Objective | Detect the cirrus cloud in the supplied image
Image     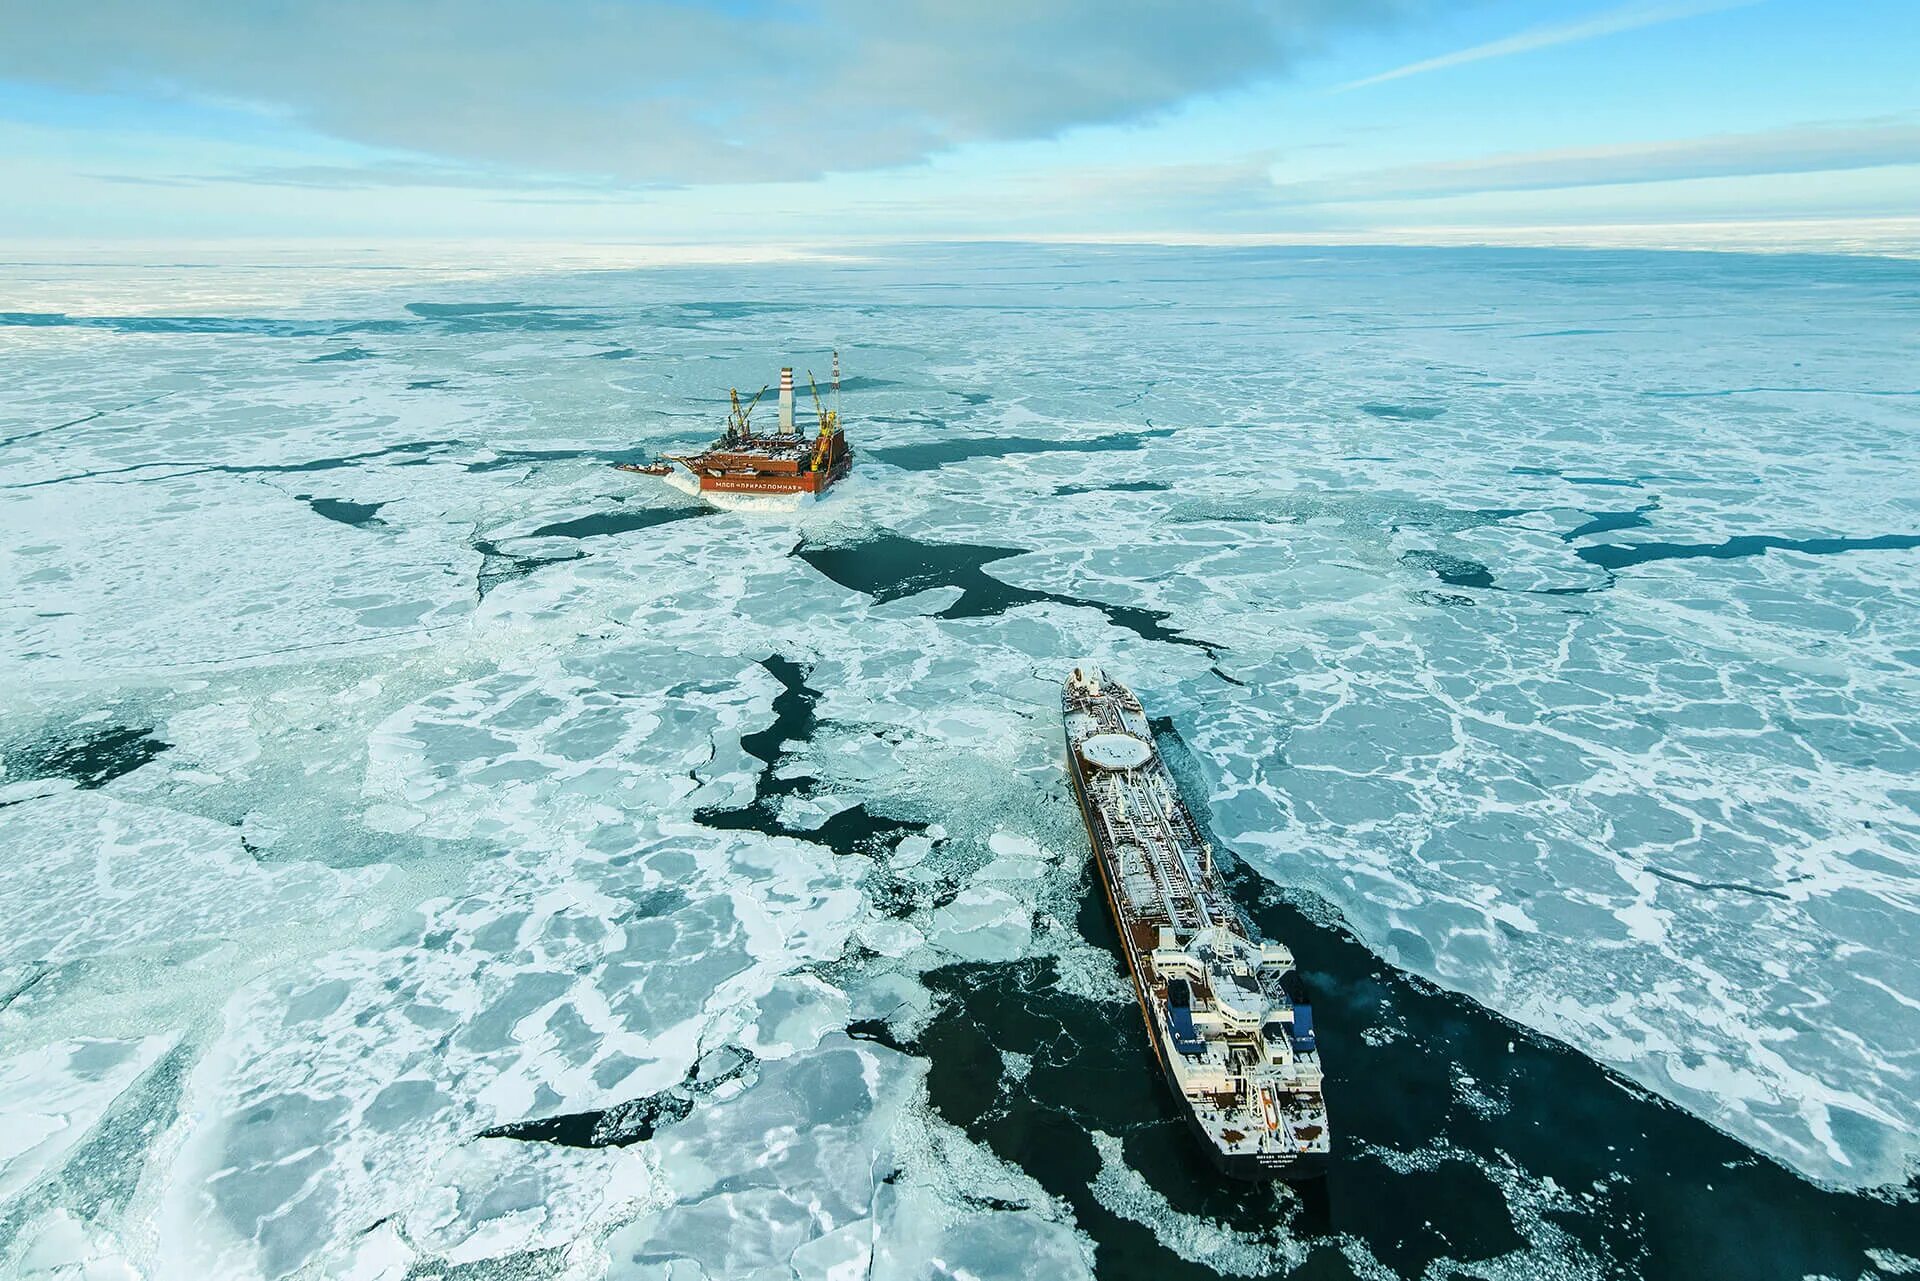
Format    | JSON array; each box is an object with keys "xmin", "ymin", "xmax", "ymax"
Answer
[{"xmin": 1266, "ymin": 119, "xmax": 1920, "ymax": 204}]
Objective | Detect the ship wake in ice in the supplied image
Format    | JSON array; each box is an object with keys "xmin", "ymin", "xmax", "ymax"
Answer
[{"xmin": 2, "ymin": 244, "xmax": 1917, "ymax": 1280}]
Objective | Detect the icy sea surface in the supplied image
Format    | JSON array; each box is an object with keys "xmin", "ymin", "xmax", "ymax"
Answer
[{"xmin": 2, "ymin": 244, "xmax": 1917, "ymax": 1280}]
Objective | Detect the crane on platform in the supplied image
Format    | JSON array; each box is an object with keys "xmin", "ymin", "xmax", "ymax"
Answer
[
  {"xmin": 805, "ymin": 370, "xmax": 838, "ymax": 437},
  {"xmin": 727, "ymin": 385, "xmax": 768, "ymax": 442}
]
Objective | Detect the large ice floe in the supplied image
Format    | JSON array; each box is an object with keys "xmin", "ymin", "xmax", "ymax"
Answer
[{"xmin": 2, "ymin": 244, "xmax": 1918, "ymax": 1280}]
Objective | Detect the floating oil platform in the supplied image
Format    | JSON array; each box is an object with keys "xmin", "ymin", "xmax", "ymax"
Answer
[
  {"xmin": 1063, "ymin": 666, "xmax": 1330, "ymax": 1180},
  {"xmin": 618, "ymin": 356, "xmax": 852, "ymax": 501}
]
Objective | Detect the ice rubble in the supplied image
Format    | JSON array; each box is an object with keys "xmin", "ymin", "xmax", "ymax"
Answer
[
  {"xmin": 0, "ymin": 1039, "xmax": 173, "ymax": 1206},
  {"xmin": 3, "ymin": 634, "xmax": 1100, "ymax": 1277},
  {"xmin": 2, "ymin": 248, "xmax": 1917, "ymax": 1280},
  {"xmin": 2, "ymin": 496, "xmax": 1108, "ymax": 1276},
  {"xmin": 119, "ymin": 625, "xmax": 1097, "ymax": 1277}
]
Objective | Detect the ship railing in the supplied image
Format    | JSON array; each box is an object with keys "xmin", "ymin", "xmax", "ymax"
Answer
[
  {"xmin": 1101, "ymin": 815, "xmax": 1207, "ymax": 929},
  {"xmin": 1128, "ymin": 824, "xmax": 1191, "ymax": 884},
  {"xmin": 1256, "ymin": 942, "xmax": 1294, "ymax": 972},
  {"xmin": 1214, "ymin": 1004, "xmax": 1263, "ymax": 1036},
  {"xmin": 1151, "ymin": 949, "xmax": 1203, "ymax": 981}
]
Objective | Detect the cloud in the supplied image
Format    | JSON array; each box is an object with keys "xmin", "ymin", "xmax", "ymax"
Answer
[
  {"xmin": 1267, "ymin": 120, "xmax": 1920, "ymax": 204},
  {"xmin": 190, "ymin": 160, "xmax": 673, "ymax": 194},
  {"xmin": 0, "ymin": 1, "xmax": 1413, "ymax": 185},
  {"xmin": 852, "ymin": 121, "xmax": 1920, "ymax": 233},
  {"xmin": 1044, "ymin": 152, "xmax": 1283, "ymax": 206},
  {"xmin": 1336, "ymin": 0, "xmax": 1757, "ymax": 91}
]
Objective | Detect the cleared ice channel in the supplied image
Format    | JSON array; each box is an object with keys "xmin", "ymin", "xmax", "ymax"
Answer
[{"xmin": 2, "ymin": 245, "xmax": 1916, "ymax": 1280}]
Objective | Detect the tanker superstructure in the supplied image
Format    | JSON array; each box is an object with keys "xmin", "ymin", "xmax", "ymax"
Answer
[{"xmin": 1063, "ymin": 666, "xmax": 1330, "ymax": 1180}]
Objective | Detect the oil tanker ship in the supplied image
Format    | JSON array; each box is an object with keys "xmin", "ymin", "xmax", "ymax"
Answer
[
  {"xmin": 619, "ymin": 357, "xmax": 851, "ymax": 500},
  {"xmin": 1063, "ymin": 666, "xmax": 1330, "ymax": 1180}
]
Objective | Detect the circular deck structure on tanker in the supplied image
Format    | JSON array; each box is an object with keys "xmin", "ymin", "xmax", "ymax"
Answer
[{"xmin": 1080, "ymin": 732, "xmax": 1152, "ymax": 772}]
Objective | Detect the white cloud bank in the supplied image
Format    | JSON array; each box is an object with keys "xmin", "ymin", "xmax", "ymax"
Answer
[{"xmin": 0, "ymin": 0, "xmax": 1412, "ymax": 184}]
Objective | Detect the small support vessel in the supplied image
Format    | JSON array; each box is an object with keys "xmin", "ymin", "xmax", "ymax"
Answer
[
  {"xmin": 1063, "ymin": 666, "xmax": 1330, "ymax": 1180},
  {"xmin": 659, "ymin": 357, "xmax": 852, "ymax": 501}
]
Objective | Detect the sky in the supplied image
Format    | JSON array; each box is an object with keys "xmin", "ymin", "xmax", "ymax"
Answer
[{"xmin": 1, "ymin": 0, "xmax": 1916, "ymax": 249}]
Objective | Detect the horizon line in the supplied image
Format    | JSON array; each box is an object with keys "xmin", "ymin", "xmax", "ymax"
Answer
[{"xmin": 0, "ymin": 217, "xmax": 1916, "ymax": 262}]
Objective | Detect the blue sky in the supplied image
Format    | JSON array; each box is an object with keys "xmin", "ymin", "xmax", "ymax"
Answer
[{"xmin": 1, "ymin": 0, "xmax": 1915, "ymax": 247}]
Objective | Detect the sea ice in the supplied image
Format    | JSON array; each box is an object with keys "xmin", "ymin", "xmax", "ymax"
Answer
[{"xmin": 3, "ymin": 245, "xmax": 1916, "ymax": 1281}]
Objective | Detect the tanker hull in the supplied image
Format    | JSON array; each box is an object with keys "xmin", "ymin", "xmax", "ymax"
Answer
[{"xmin": 1064, "ymin": 666, "xmax": 1331, "ymax": 1181}]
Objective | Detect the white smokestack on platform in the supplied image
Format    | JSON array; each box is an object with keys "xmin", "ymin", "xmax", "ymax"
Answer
[{"xmin": 779, "ymin": 367, "xmax": 794, "ymax": 432}]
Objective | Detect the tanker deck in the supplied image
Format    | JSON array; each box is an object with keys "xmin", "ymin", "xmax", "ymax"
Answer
[{"xmin": 1063, "ymin": 666, "xmax": 1330, "ymax": 1180}]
